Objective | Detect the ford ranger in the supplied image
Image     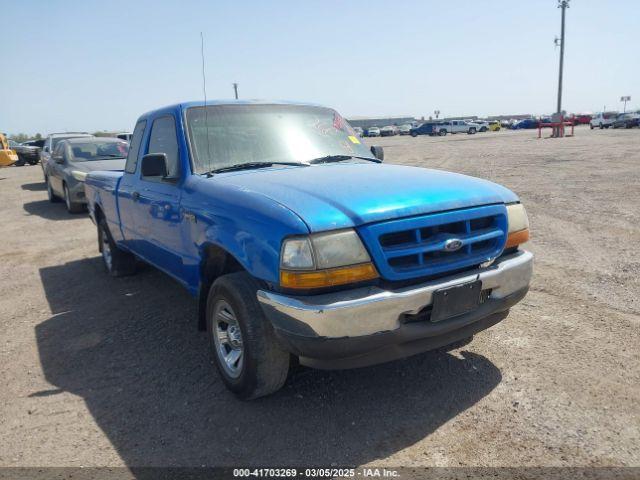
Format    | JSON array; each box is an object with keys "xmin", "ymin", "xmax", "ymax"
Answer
[{"xmin": 85, "ymin": 101, "xmax": 533, "ymax": 399}]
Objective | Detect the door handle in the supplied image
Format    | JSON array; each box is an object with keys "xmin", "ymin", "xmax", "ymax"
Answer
[{"xmin": 132, "ymin": 191, "xmax": 140, "ymax": 201}]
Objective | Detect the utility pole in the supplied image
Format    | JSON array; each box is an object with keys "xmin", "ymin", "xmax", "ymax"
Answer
[
  {"xmin": 233, "ymin": 83, "xmax": 239, "ymax": 100},
  {"xmin": 556, "ymin": 0, "xmax": 569, "ymax": 116}
]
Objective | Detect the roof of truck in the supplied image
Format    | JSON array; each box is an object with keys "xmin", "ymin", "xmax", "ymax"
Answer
[{"xmin": 139, "ymin": 100, "xmax": 326, "ymax": 120}]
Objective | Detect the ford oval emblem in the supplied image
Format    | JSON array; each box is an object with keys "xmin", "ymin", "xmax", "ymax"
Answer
[{"xmin": 444, "ymin": 238, "xmax": 463, "ymax": 252}]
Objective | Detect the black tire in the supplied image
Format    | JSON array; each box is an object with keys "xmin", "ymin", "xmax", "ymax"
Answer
[
  {"xmin": 27, "ymin": 158, "xmax": 39, "ymax": 165},
  {"xmin": 599, "ymin": 123, "xmax": 604, "ymax": 129},
  {"xmin": 480, "ymin": 127, "xmax": 487, "ymax": 132},
  {"xmin": 438, "ymin": 129, "xmax": 447, "ymax": 136},
  {"xmin": 410, "ymin": 131, "xmax": 418, "ymax": 137},
  {"xmin": 590, "ymin": 124, "xmax": 594, "ymax": 130},
  {"xmin": 468, "ymin": 127, "xmax": 477, "ymax": 134},
  {"xmin": 15, "ymin": 155, "xmax": 26, "ymax": 167},
  {"xmin": 64, "ymin": 183, "xmax": 85, "ymax": 214},
  {"xmin": 46, "ymin": 177, "xmax": 61, "ymax": 203},
  {"xmin": 207, "ymin": 272, "xmax": 290, "ymax": 400},
  {"xmin": 98, "ymin": 216, "xmax": 136, "ymax": 277}
]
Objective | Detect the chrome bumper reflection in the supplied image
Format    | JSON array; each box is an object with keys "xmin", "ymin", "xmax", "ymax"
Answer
[{"xmin": 257, "ymin": 250, "xmax": 533, "ymax": 338}]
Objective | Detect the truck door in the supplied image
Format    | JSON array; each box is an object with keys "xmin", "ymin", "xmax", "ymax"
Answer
[
  {"xmin": 117, "ymin": 120, "xmax": 147, "ymax": 248},
  {"xmin": 128, "ymin": 114, "xmax": 185, "ymax": 281}
]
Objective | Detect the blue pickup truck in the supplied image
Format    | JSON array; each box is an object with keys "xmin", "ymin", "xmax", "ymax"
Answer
[{"xmin": 85, "ymin": 100, "xmax": 533, "ymax": 399}]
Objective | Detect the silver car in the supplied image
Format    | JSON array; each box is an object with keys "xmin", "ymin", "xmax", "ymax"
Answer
[{"xmin": 46, "ymin": 137, "xmax": 129, "ymax": 213}]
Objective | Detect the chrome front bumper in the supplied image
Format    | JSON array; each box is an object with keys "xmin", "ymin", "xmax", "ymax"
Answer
[{"xmin": 258, "ymin": 250, "xmax": 533, "ymax": 339}]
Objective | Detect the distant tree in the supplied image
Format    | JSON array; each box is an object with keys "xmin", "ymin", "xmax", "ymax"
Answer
[
  {"xmin": 9, "ymin": 133, "xmax": 30, "ymax": 143},
  {"xmin": 35, "ymin": 133, "xmax": 42, "ymax": 140}
]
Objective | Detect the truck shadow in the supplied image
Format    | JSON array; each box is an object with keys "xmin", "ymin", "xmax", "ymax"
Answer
[
  {"xmin": 36, "ymin": 257, "xmax": 502, "ymax": 467},
  {"xmin": 23, "ymin": 200, "xmax": 87, "ymax": 221}
]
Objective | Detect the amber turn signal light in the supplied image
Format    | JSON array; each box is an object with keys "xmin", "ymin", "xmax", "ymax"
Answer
[
  {"xmin": 505, "ymin": 228, "xmax": 530, "ymax": 249},
  {"xmin": 280, "ymin": 263, "xmax": 379, "ymax": 289}
]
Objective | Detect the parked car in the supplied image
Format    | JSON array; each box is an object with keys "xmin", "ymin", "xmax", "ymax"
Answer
[
  {"xmin": 571, "ymin": 113, "xmax": 592, "ymax": 125},
  {"xmin": 410, "ymin": 122, "xmax": 447, "ymax": 137},
  {"xmin": 41, "ymin": 132, "xmax": 94, "ymax": 178},
  {"xmin": 8, "ymin": 139, "xmax": 40, "ymax": 166},
  {"xmin": 0, "ymin": 133, "xmax": 18, "ymax": 167},
  {"xmin": 398, "ymin": 124, "xmax": 412, "ymax": 135},
  {"xmin": 115, "ymin": 132, "xmax": 133, "ymax": 142},
  {"xmin": 612, "ymin": 112, "xmax": 639, "ymax": 129},
  {"xmin": 590, "ymin": 112, "xmax": 617, "ymax": 129},
  {"xmin": 512, "ymin": 119, "xmax": 539, "ymax": 130},
  {"xmin": 443, "ymin": 120, "xmax": 478, "ymax": 134},
  {"xmin": 353, "ymin": 127, "xmax": 364, "ymax": 137},
  {"xmin": 488, "ymin": 121, "xmax": 501, "ymax": 132},
  {"xmin": 85, "ymin": 100, "xmax": 533, "ymax": 400},
  {"xmin": 380, "ymin": 125, "xmax": 398, "ymax": 137},
  {"xmin": 474, "ymin": 120, "xmax": 490, "ymax": 132},
  {"xmin": 366, "ymin": 126, "xmax": 380, "ymax": 137},
  {"xmin": 46, "ymin": 137, "xmax": 128, "ymax": 213}
]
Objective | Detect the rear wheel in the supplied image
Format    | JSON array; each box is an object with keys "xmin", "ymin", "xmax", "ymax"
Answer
[
  {"xmin": 64, "ymin": 183, "xmax": 84, "ymax": 214},
  {"xmin": 98, "ymin": 216, "xmax": 136, "ymax": 276},
  {"xmin": 207, "ymin": 272, "xmax": 290, "ymax": 400}
]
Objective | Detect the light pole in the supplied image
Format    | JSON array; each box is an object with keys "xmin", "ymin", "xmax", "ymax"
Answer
[
  {"xmin": 233, "ymin": 83, "xmax": 239, "ymax": 100},
  {"xmin": 621, "ymin": 96, "xmax": 631, "ymax": 113},
  {"xmin": 556, "ymin": 0, "xmax": 569, "ymax": 116}
]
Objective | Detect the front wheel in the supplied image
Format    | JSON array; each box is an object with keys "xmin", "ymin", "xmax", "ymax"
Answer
[
  {"xmin": 410, "ymin": 131, "xmax": 418, "ymax": 137},
  {"xmin": 599, "ymin": 123, "xmax": 604, "ymax": 129},
  {"xmin": 64, "ymin": 183, "xmax": 85, "ymax": 214},
  {"xmin": 207, "ymin": 272, "xmax": 290, "ymax": 400},
  {"xmin": 438, "ymin": 129, "xmax": 447, "ymax": 136},
  {"xmin": 46, "ymin": 177, "xmax": 60, "ymax": 203},
  {"xmin": 98, "ymin": 217, "xmax": 136, "ymax": 277},
  {"xmin": 468, "ymin": 127, "xmax": 477, "ymax": 134}
]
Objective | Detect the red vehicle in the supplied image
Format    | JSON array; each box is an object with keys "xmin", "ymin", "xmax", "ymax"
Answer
[{"xmin": 571, "ymin": 113, "xmax": 593, "ymax": 125}]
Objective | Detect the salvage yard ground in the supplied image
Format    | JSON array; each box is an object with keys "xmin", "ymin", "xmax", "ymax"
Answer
[{"xmin": 0, "ymin": 126, "xmax": 638, "ymax": 467}]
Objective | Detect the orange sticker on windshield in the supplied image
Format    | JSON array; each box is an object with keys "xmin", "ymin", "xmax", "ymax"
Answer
[{"xmin": 348, "ymin": 135, "xmax": 361, "ymax": 144}]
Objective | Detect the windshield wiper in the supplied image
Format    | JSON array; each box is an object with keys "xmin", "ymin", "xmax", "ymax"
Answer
[
  {"xmin": 205, "ymin": 161, "xmax": 308, "ymax": 175},
  {"xmin": 94, "ymin": 154, "xmax": 125, "ymax": 159},
  {"xmin": 309, "ymin": 155, "xmax": 381, "ymax": 164}
]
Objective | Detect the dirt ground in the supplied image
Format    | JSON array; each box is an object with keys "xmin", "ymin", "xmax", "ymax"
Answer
[{"xmin": 0, "ymin": 126, "xmax": 638, "ymax": 469}]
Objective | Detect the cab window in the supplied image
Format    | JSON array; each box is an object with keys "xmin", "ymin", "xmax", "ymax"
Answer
[{"xmin": 146, "ymin": 115, "xmax": 180, "ymax": 179}]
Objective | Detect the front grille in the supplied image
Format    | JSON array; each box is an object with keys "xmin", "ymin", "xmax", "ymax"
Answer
[{"xmin": 358, "ymin": 205, "xmax": 508, "ymax": 281}]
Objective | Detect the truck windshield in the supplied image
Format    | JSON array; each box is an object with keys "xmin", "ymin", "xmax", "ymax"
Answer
[{"xmin": 185, "ymin": 104, "xmax": 374, "ymax": 174}]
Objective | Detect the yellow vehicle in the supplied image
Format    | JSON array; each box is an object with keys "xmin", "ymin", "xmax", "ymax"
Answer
[
  {"xmin": 0, "ymin": 133, "xmax": 19, "ymax": 167},
  {"xmin": 488, "ymin": 121, "xmax": 501, "ymax": 132}
]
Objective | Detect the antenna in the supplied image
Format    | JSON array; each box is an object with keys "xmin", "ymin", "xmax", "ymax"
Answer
[{"xmin": 200, "ymin": 32, "xmax": 212, "ymax": 175}]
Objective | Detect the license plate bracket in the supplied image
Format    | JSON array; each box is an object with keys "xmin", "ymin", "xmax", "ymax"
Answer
[{"xmin": 430, "ymin": 280, "xmax": 482, "ymax": 323}]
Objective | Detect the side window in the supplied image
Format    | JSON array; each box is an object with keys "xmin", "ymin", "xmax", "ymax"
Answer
[
  {"xmin": 146, "ymin": 115, "xmax": 179, "ymax": 179},
  {"xmin": 124, "ymin": 120, "xmax": 146, "ymax": 174},
  {"xmin": 53, "ymin": 142, "xmax": 65, "ymax": 158}
]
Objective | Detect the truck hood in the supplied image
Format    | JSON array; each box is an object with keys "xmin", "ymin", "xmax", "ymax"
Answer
[{"xmin": 215, "ymin": 163, "xmax": 518, "ymax": 232}]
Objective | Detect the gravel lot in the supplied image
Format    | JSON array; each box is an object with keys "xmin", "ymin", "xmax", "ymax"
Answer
[{"xmin": 0, "ymin": 126, "xmax": 638, "ymax": 468}]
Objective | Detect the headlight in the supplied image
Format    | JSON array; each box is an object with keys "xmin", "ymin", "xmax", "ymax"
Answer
[
  {"xmin": 280, "ymin": 229, "xmax": 378, "ymax": 289},
  {"xmin": 71, "ymin": 170, "xmax": 88, "ymax": 182},
  {"xmin": 506, "ymin": 203, "xmax": 530, "ymax": 248}
]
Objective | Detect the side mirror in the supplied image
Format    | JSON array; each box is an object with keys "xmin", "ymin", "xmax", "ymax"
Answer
[
  {"xmin": 43, "ymin": 146, "xmax": 49, "ymax": 153},
  {"xmin": 370, "ymin": 145, "xmax": 384, "ymax": 162},
  {"xmin": 53, "ymin": 154, "xmax": 64, "ymax": 164},
  {"xmin": 141, "ymin": 153, "xmax": 168, "ymax": 177}
]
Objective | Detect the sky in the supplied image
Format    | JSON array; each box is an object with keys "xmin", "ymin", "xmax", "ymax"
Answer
[{"xmin": 2, "ymin": 0, "xmax": 639, "ymax": 135}]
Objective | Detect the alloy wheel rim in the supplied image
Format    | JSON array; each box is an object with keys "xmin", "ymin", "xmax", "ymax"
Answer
[{"xmin": 211, "ymin": 300, "xmax": 244, "ymax": 379}]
